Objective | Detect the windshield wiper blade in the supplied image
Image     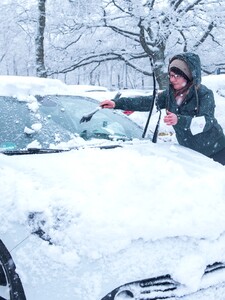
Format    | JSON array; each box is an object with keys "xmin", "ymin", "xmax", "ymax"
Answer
[
  {"xmin": 92, "ymin": 144, "xmax": 122, "ymax": 150},
  {"xmin": 0, "ymin": 144, "xmax": 123, "ymax": 156},
  {"xmin": 0, "ymin": 148, "xmax": 71, "ymax": 155}
]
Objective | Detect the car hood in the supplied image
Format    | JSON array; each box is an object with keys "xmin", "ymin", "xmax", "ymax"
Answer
[{"xmin": 0, "ymin": 141, "xmax": 225, "ymax": 299}]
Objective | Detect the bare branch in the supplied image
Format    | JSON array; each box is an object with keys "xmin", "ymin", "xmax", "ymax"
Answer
[
  {"xmin": 138, "ymin": 19, "xmax": 153, "ymax": 57},
  {"xmin": 179, "ymin": 30, "xmax": 188, "ymax": 52},
  {"xmin": 111, "ymin": 0, "xmax": 134, "ymax": 16},
  {"xmin": 143, "ymin": 0, "xmax": 155, "ymax": 10},
  {"xmin": 0, "ymin": 53, "xmax": 6, "ymax": 63},
  {"xmin": 171, "ymin": 0, "xmax": 184, "ymax": 11},
  {"xmin": 48, "ymin": 52, "xmax": 151, "ymax": 76},
  {"xmin": 183, "ymin": 0, "xmax": 204, "ymax": 13},
  {"xmin": 193, "ymin": 21, "xmax": 215, "ymax": 49},
  {"xmin": 105, "ymin": 24, "xmax": 139, "ymax": 39}
]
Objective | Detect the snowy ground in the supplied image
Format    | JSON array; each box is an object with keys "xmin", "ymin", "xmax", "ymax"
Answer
[{"xmin": 0, "ymin": 75, "xmax": 225, "ymax": 300}]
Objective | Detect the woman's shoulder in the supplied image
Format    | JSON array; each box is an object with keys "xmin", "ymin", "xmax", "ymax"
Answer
[
  {"xmin": 197, "ymin": 83, "xmax": 213, "ymax": 93},
  {"xmin": 196, "ymin": 84, "xmax": 214, "ymax": 99},
  {"xmin": 157, "ymin": 89, "xmax": 168, "ymax": 98}
]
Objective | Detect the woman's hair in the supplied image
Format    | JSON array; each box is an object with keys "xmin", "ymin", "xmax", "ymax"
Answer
[
  {"xmin": 170, "ymin": 66, "xmax": 191, "ymax": 82},
  {"xmin": 169, "ymin": 59, "xmax": 192, "ymax": 81}
]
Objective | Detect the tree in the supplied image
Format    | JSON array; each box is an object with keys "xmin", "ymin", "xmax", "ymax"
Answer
[
  {"xmin": 46, "ymin": 0, "xmax": 225, "ymax": 89},
  {"xmin": 35, "ymin": 0, "xmax": 47, "ymax": 77},
  {"xmin": 98, "ymin": 0, "xmax": 225, "ymax": 88},
  {"xmin": 0, "ymin": 0, "xmax": 38, "ymax": 76},
  {"xmin": 0, "ymin": 0, "xmax": 225, "ymax": 89}
]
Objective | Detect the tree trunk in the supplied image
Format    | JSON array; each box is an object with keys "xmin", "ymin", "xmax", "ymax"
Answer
[
  {"xmin": 35, "ymin": 0, "xmax": 47, "ymax": 78},
  {"xmin": 153, "ymin": 47, "xmax": 168, "ymax": 90},
  {"xmin": 138, "ymin": 22, "xmax": 168, "ymax": 90}
]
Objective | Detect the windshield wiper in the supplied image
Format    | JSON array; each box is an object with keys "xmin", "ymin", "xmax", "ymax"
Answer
[
  {"xmin": 0, "ymin": 148, "xmax": 71, "ymax": 155},
  {"xmin": 0, "ymin": 144, "xmax": 123, "ymax": 156}
]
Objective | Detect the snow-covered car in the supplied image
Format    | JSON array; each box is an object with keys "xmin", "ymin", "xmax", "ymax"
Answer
[
  {"xmin": 1, "ymin": 76, "xmax": 225, "ymax": 300},
  {"xmin": 0, "ymin": 94, "xmax": 145, "ymax": 153},
  {"xmin": 1, "ymin": 141, "xmax": 225, "ymax": 300},
  {"xmin": 0, "ymin": 76, "xmax": 147, "ymax": 300},
  {"xmin": 0, "ymin": 239, "xmax": 26, "ymax": 300},
  {"xmin": 66, "ymin": 84, "xmax": 111, "ymax": 93},
  {"xmin": 65, "ymin": 84, "xmax": 116, "ymax": 101}
]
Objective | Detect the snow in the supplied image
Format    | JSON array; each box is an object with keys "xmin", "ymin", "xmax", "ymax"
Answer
[{"xmin": 0, "ymin": 75, "xmax": 225, "ymax": 300}]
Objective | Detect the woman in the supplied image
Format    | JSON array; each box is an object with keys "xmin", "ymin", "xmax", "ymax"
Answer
[{"xmin": 100, "ymin": 52, "xmax": 225, "ymax": 165}]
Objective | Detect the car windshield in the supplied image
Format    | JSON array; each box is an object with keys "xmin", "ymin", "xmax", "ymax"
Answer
[{"xmin": 0, "ymin": 95, "xmax": 144, "ymax": 152}]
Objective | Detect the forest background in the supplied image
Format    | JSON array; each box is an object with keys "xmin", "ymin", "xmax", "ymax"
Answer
[{"xmin": 1, "ymin": 0, "xmax": 225, "ymax": 90}]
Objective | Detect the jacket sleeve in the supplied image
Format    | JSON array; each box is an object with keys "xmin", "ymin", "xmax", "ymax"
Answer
[
  {"xmin": 114, "ymin": 95, "xmax": 153, "ymax": 112},
  {"xmin": 174, "ymin": 86, "xmax": 216, "ymax": 133},
  {"xmin": 114, "ymin": 91, "xmax": 167, "ymax": 112}
]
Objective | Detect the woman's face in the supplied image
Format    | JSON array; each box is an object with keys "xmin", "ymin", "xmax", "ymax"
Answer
[{"xmin": 169, "ymin": 72, "xmax": 187, "ymax": 90}]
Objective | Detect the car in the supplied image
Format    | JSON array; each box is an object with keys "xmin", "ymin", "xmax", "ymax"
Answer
[
  {"xmin": 1, "ymin": 140, "xmax": 225, "ymax": 300},
  {"xmin": 0, "ymin": 239, "xmax": 26, "ymax": 300},
  {"xmin": 0, "ymin": 76, "xmax": 148, "ymax": 299},
  {"xmin": 0, "ymin": 93, "xmax": 146, "ymax": 154},
  {"xmin": 65, "ymin": 84, "xmax": 116, "ymax": 101},
  {"xmin": 66, "ymin": 84, "xmax": 111, "ymax": 93},
  {"xmin": 214, "ymin": 67, "xmax": 225, "ymax": 75},
  {"xmin": 1, "ymin": 76, "xmax": 225, "ymax": 300}
]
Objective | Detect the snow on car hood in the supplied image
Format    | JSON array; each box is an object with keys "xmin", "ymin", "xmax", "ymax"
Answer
[
  {"xmin": 0, "ymin": 140, "xmax": 225, "ymax": 299},
  {"xmin": 1, "ymin": 142, "xmax": 224, "ymax": 242}
]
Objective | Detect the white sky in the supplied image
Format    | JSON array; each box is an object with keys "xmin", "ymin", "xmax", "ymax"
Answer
[{"xmin": 0, "ymin": 75, "xmax": 225, "ymax": 300}]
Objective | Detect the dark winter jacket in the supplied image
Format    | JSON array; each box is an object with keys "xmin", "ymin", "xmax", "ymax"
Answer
[{"xmin": 114, "ymin": 52, "xmax": 225, "ymax": 157}]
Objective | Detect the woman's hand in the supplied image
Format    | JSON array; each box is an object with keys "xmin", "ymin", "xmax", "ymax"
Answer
[
  {"xmin": 100, "ymin": 100, "xmax": 116, "ymax": 109},
  {"xmin": 164, "ymin": 111, "xmax": 178, "ymax": 125}
]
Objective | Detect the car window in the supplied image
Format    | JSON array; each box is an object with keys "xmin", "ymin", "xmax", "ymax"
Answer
[
  {"xmin": 0, "ymin": 95, "xmax": 144, "ymax": 152},
  {"xmin": 38, "ymin": 95, "xmax": 144, "ymax": 141},
  {"xmin": 0, "ymin": 96, "xmax": 75, "ymax": 151}
]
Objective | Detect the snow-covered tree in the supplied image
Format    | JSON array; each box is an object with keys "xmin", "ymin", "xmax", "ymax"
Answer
[
  {"xmin": 77, "ymin": 0, "xmax": 225, "ymax": 88},
  {"xmin": 0, "ymin": 0, "xmax": 225, "ymax": 89},
  {"xmin": 35, "ymin": 0, "xmax": 47, "ymax": 77},
  {"xmin": 0, "ymin": 0, "xmax": 38, "ymax": 75}
]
